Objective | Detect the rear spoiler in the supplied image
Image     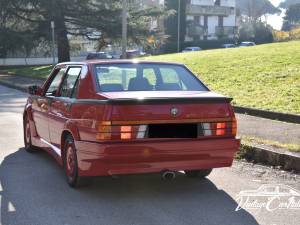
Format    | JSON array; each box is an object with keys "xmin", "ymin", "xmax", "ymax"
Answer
[{"xmin": 76, "ymin": 97, "xmax": 233, "ymax": 105}]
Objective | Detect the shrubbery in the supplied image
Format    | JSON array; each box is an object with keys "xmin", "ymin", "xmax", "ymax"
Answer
[{"xmin": 273, "ymin": 27, "xmax": 300, "ymax": 42}]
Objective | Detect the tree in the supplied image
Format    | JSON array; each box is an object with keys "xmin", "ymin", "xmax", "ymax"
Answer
[
  {"xmin": 4, "ymin": 0, "xmax": 164, "ymax": 62},
  {"xmin": 281, "ymin": 4, "xmax": 300, "ymax": 31},
  {"xmin": 284, "ymin": 4, "xmax": 300, "ymax": 24},
  {"xmin": 236, "ymin": 0, "xmax": 280, "ymax": 22},
  {"xmin": 164, "ymin": 0, "xmax": 186, "ymax": 47},
  {"xmin": 279, "ymin": 0, "xmax": 300, "ymax": 9},
  {"xmin": 0, "ymin": 0, "xmax": 37, "ymax": 58},
  {"xmin": 239, "ymin": 21, "xmax": 273, "ymax": 44}
]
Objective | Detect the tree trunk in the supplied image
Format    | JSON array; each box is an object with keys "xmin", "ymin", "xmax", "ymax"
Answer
[
  {"xmin": 56, "ymin": 21, "xmax": 70, "ymax": 62},
  {"xmin": 55, "ymin": 10, "xmax": 70, "ymax": 63}
]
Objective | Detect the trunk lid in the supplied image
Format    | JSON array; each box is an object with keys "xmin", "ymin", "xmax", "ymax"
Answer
[{"xmin": 98, "ymin": 91, "xmax": 233, "ymax": 121}]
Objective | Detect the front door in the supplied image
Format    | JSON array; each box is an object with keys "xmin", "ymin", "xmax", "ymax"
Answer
[
  {"xmin": 48, "ymin": 66, "xmax": 82, "ymax": 149},
  {"xmin": 32, "ymin": 68, "xmax": 66, "ymax": 142}
]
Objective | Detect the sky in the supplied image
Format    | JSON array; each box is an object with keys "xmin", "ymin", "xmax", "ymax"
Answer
[{"xmin": 265, "ymin": 0, "xmax": 285, "ymax": 30}]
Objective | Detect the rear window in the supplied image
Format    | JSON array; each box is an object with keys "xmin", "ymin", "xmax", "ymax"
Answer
[{"xmin": 94, "ymin": 63, "xmax": 208, "ymax": 92}]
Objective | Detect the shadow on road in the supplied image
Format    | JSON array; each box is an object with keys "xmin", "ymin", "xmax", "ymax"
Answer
[{"xmin": 0, "ymin": 148, "xmax": 259, "ymax": 225}]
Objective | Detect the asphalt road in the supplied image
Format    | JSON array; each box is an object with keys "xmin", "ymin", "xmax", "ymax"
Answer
[{"xmin": 0, "ymin": 84, "xmax": 299, "ymax": 225}]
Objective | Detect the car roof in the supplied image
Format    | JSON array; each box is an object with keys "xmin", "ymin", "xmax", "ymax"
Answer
[{"xmin": 56, "ymin": 60, "xmax": 185, "ymax": 67}]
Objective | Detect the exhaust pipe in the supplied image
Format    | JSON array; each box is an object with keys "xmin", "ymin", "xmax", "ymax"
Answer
[{"xmin": 162, "ymin": 170, "xmax": 176, "ymax": 180}]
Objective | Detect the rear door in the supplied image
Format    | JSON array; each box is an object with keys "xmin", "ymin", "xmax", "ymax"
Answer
[{"xmin": 48, "ymin": 66, "xmax": 82, "ymax": 149}]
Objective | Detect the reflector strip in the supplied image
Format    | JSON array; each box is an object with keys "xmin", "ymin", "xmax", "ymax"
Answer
[
  {"xmin": 202, "ymin": 123, "xmax": 212, "ymax": 136},
  {"xmin": 137, "ymin": 125, "xmax": 147, "ymax": 139}
]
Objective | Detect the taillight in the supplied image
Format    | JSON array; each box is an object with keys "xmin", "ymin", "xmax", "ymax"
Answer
[
  {"xmin": 216, "ymin": 122, "xmax": 226, "ymax": 136},
  {"xmin": 96, "ymin": 122, "xmax": 148, "ymax": 141},
  {"xmin": 200, "ymin": 118, "xmax": 237, "ymax": 138},
  {"xmin": 231, "ymin": 116, "xmax": 237, "ymax": 136}
]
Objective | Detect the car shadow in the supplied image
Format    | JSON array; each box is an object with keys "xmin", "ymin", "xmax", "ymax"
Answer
[{"xmin": 0, "ymin": 148, "xmax": 259, "ymax": 225}]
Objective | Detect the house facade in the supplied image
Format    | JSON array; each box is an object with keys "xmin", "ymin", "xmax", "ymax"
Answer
[{"xmin": 185, "ymin": 0, "xmax": 237, "ymax": 41}]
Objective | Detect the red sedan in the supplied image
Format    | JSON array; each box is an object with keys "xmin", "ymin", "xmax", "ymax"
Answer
[{"xmin": 23, "ymin": 60, "xmax": 240, "ymax": 187}]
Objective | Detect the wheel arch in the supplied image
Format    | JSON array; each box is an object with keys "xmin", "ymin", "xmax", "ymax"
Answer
[{"xmin": 61, "ymin": 122, "xmax": 80, "ymax": 163}]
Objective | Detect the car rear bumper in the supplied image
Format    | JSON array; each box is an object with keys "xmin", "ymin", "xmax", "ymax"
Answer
[{"xmin": 75, "ymin": 138, "xmax": 240, "ymax": 176}]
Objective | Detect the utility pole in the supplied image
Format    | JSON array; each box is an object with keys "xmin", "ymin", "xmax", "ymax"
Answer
[
  {"xmin": 51, "ymin": 21, "xmax": 55, "ymax": 65},
  {"xmin": 177, "ymin": 0, "xmax": 181, "ymax": 53},
  {"xmin": 122, "ymin": 0, "xmax": 127, "ymax": 59}
]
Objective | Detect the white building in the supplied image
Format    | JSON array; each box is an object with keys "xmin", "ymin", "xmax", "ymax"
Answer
[{"xmin": 185, "ymin": 0, "xmax": 237, "ymax": 41}]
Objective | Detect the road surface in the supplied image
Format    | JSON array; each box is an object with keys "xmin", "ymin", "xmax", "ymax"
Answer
[{"xmin": 0, "ymin": 85, "xmax": 299, "ymax": 225}]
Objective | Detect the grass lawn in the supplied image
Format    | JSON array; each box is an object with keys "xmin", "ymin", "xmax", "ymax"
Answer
[
  {"xmin": 145, "ymin": 41, "xmax": 300, "ymax": 114},
  {"xmin": 0, "ymin": 41, "xmax": 299, "ymax": 114},
  {"xmin": 0, "ymin": 65, "xmax": 53, "ymax": 78},
  {"xmin": 242, "ymin": 136, "xmax": 300, "ymax": 153}
]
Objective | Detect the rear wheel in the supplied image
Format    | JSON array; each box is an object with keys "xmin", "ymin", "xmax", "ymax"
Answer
[
  {"xmin": 24, "ymin": 116, "xmax": 38, "ymax": 153},
  {"xmin": 64, "ymin": 135, "xmax": 91, "ymax": 188},
  {"xmin": 185, "ymin": 169, "xmax": 213, "ymax": 178}
]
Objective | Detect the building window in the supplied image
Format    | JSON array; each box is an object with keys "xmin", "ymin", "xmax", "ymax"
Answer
[
  {"xmin": 218, "ymin": 16, "xmax": 223, "ymax": 27},
  {"xmin": 194, "ymin": 16, "xmax": 200, "ymax": 25},
  {"xmin": 214, "ymin": 0, "xmax": 221, "ymax": 6}
]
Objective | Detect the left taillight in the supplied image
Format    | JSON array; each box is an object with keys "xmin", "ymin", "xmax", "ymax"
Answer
[{"xmin": 96, "ymin": 122, "xmax": 148, "ymax": 141}]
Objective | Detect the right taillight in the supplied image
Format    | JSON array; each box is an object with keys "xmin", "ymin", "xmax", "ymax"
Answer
[
  {"xmin": 200, "ymin": 117, "xmax": 237, "ymax": 138},
  {"xmin": 231, "ymin": 116, "xmax": 237, "ymax": 137}
]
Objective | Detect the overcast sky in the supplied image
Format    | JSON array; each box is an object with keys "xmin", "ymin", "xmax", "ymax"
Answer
[{"xmin": 265, "ymin": 0, "xmax": 285, "ymax": 30}]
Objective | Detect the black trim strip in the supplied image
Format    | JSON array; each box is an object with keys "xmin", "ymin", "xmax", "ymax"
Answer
[
  {"xmin": 74, "ymin": 97, "xmax": 232, "ymax": 105},
  {"xmin": 44, "ymin": 96, "xmax": 232, "ymax": 105}
]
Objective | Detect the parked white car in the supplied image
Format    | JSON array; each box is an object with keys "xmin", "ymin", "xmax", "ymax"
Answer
[
  {"xmin": 182, "ymin": 46, "xmax": 202, "ymax": 53},
  {"xmin": 239, "ymin": 42, "xmax": 256, "ymax": 47}
]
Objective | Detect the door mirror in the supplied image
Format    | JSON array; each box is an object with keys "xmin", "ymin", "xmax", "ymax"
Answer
[{"xmin": 28, "ymin": 85, "xmax": 43, "ymax": 96}]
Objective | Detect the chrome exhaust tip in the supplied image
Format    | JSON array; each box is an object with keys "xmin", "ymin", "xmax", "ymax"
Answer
[{"xmin": 162, "ymin": 170, "xmax": 176, "ymax": 180}]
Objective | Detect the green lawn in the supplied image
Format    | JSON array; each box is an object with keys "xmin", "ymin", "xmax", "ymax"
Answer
[
  {"xmin": 0, "ymin": 65, "xmax": 53, "ymax": 78},
  {"xmin": 1, "ymin": 41, "xmax": 299, "ymax": 114},
  {"xmin": 145, "ymin": 41, "xmax": 300, "ymax": 114}
]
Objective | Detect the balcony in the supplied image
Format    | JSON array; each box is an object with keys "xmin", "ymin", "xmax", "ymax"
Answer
[
  {"xmin": 186, "ymin": 4, "xmax": 232, "ymax": 16},
  {"xmin": 215, "ymin": 26, "xmax": 236, "ymax": 36}
]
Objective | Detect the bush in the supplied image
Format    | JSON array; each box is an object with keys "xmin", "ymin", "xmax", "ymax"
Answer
[{"xmin": 273, "ymin": 27, "xmax": 300, "ymax": 42}]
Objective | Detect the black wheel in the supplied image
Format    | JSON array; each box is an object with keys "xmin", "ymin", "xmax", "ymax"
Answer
[
  {"xmin": 64, "ymin": 135, "xmax": 91, "ymax": 188},
  {"xmin": 24, "ymin": 116, "xmax": 38, "ymax": 153},
  {"xmin": 185, "ymin": 169, "xmax": 213, "ymax": 178}
]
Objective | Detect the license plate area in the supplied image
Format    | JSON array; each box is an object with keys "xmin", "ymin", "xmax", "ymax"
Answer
[{"xmin": 148, "ymin": 123, "xmax": 198, "ymax": 138}]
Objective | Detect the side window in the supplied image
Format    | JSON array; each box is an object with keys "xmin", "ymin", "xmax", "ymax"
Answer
[
  {"xmin": 45, "ymin": 68, "xmax": 66, "ymax": 96},
  {"xmin": 60, "ymin": 67, "xmax": 82, "ymax": 98}
]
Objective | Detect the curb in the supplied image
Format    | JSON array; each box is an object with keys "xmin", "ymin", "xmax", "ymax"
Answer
[
  {"xmin": 238, "ymin": 143, "xmax": 300, "ymax": 172},
  {"xmin": 234, "ymin": 106, "xmax": 300, "ymax": 124}
]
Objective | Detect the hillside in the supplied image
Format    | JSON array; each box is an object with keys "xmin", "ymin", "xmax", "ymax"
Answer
[{"xmin": 145, "ymin": 41, "xmax": 300, "ymax": 114}]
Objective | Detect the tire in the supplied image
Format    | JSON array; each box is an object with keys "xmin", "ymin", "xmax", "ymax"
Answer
[
  {"xmin": 24, "ymin": 116, "xmax": 38, "ymax": 153},
  {"xmin": 185, "ymin": 169, "xmax": 213, "ymax": 179},
  {"xmin": 63, "ymin": 135, "xmax": 91, "ymax": 188}
]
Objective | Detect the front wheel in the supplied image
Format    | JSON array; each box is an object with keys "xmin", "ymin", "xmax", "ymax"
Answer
[
  {"xmin": 64, "ymin": 135, "xmax": 91, "ymax": 188},
  {"xmin": 185, "ymin": 169, "xmax": 213, "ymax": 178},
  {"xmin": 24, "ymin": 116, "xmax": 38, "ymax": 153}
]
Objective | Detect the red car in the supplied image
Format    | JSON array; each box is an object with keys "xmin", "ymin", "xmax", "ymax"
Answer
[{"xmin": 23, "ymin": 60, "xmax": 240, "ymax": 187}]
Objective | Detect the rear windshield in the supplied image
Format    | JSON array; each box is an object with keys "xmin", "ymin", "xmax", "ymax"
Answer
[{"xmin": 94, "ymin": 63, "xmax": 208, "ymax": 92}]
